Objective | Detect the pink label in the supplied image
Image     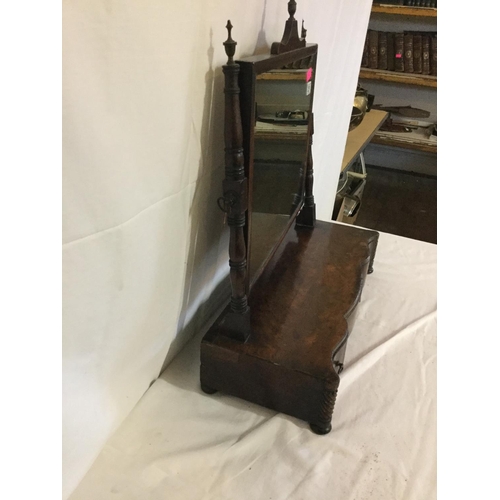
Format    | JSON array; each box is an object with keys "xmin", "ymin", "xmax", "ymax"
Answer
[
  {"xmin": 396, "ymin": 53, "xmax": 402, "ymax": 59},
  {"xmin": 306, "ymin": 68, "xmax": 313, "ymax": 82}
]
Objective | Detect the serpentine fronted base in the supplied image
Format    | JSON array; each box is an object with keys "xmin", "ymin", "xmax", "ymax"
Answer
[{"xmin": 200, "ymin": 221, "xmax": 379, "ymax": 434}]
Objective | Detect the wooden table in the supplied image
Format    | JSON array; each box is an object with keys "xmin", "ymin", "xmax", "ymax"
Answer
[
  {"xmin": 335, "ymin": 110, "xmax": 388, "ymax": 225},
  {"xmin": 341, "ymin": 109, "xmax": 388, "ymax": 172}
]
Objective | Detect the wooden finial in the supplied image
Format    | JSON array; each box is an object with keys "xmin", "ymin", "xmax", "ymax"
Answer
[
  {"xmin": 301, "ymin": 20, "xmax": 307, "ymax": 40},
  {"xmin": 223, "ymin": 20, "xmax": 236, "ymax": 64},
  {"xmin": 271, "ymin": 1, "xmax": 306, "ymax": 55}
]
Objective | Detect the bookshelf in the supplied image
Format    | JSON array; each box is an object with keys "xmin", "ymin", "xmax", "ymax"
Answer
[
  {"xmin": 256, "ymin": 70, "xmax": 309, "ymax": 81},
  {"xmin": 359, "ymin": 68, "xmax": 436, "ymax": 88},
  {"xmin": 359, "ymin": 3, "xmax": 437, "ymax": 169},
  {"xmin": 371, "ymin": 5, "xmax": 437, "ymax": 17},
  {"xmin": 371, "ymin": 130, "xmax": 436, "ymax": 154}
]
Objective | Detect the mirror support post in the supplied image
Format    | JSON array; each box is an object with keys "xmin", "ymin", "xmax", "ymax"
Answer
[
  {"xmin": 296, "ymin": 124, "xmax": 316, "ymax": 228},
  {"xmin": 221, "ymin": 21, "xmax": 251, "ymax": 342}
]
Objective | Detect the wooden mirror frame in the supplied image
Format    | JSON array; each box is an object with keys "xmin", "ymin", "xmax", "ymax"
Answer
[
  {"xmin": 218, "ymin": 8, "xmax": 317, "ymax": 342},
  {"xmin": 201, "ymin": 2, "xmax": 380, "ymax": 435}
]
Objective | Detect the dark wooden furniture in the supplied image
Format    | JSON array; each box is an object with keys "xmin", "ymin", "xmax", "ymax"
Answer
[{"xmin": 200, "ymin": 1, "xmax": 379, "ymax": 435}]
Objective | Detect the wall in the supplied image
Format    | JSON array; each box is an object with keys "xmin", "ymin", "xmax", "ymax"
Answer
[{"xmin": 62, "ymin": 0, "xmax": 372, "ymax": 497}]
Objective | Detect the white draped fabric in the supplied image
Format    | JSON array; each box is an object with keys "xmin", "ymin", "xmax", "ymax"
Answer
[
  {"xmin": 63, "ymin": 0, "xmax": 375, "ymax": 496},
  {"xmin": 69, "ymin": 230, "xmax": 437, "ymax": 500}
]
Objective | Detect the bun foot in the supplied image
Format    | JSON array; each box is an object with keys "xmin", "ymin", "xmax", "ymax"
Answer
[
  {"xmin": 201, "ymin": 383, "xmax": 217, "ymax": 395},
  {"xmin": 309, "ymin": 422, "xmax": 332, "ymax": 435}
]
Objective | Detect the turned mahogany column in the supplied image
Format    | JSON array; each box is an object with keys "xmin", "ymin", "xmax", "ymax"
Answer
[
  {"xmin": 218, "ymin": 21, "xmax": 251, "ymax": 342},
  {"xmin": 296, "ymin": 120, "xmax": 316, "ymax": 228}
]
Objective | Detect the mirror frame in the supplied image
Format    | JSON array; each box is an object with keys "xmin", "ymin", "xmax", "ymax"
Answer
[
  {"xmin": 237, "ymin": 44, "xmax": 318, "ymax": 292},
  {"xmin": 217, "ymin": 9, "xmax": 318, "ymax": 342}
]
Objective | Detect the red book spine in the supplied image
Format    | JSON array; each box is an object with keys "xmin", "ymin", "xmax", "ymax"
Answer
[{"xmin": 395, "ymin": 33, "xmax": 405, "ymax": 72}]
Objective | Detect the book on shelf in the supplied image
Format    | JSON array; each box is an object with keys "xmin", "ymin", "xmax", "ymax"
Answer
[
  {"xmin": 422, "ymin": 34, "xmax": 431, "ymax": 75},
  {"xmin": 413, "ymin": 34, "xmax": 422, "ymax": 74},
  {"xmin": 368, "ymin": 30, "xmax": 379, "ymax": 69},
  {"xmin": 394, "ymin": 32, "xmax": 405, "ymax": 72},
  {"xmin": 401, "ymin": 0, "xmax": 437, "ymax": 5},
  {"xmin": 403, "ymin": 33, "xmax": 414, "ymax": 73},
  {"xmin": 360, "ymin": 29, "xmax": 436, "ymax": 77},
  {"xmin": 378, "ymin": 32, "xmax": 388, "ymax": 70},
  {"xmin": 430, "ymin": 35, "xmax": 437, "ymax": 76},
  {"xmin": 361, "ymin": 32, "xmax": 369, "ymax": 68},
  {"xmin": 387, "ymin": 32, "xmax": 395, "ymax": 71}
]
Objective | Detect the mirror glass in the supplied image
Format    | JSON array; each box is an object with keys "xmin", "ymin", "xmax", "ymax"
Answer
[{"xmin": 249, "ymin": 66, "xmax": 314, "ymax": 284}]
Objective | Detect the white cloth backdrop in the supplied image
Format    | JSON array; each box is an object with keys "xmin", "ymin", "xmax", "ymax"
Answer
[
  {"xmin": 69, "ymin": 229, "xmax": 437, "ymax": 500},
  {"xmin": 62, "ymin": 0, "xmax": 373, "ymax": 497}
]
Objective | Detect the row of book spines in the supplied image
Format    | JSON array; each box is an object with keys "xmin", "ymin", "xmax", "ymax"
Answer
[
  {"xmin": 372, "ymin": 0, "xmax": 437, "ymax": 6},
  {"xmin": 402, "ymin": 0, "xmax": 437, "ymax": 6},
  {"xmin": 361, "ymin": 31, "xmax": 437, "ymax": 76}
]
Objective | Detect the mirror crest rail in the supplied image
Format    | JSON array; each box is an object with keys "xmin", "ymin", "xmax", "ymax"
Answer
[{"xmin": 271, "ymin": 0, "xmax": 307, "ymax": 55}]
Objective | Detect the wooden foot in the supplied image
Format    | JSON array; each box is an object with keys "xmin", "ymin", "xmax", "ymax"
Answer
[
  {"xmin": 201, "ymin": 383, "xmax": 217, "ymax": 395},
  {"xmin": 309, "ymin": 422, "xmax": 332, "ymax": 435}
]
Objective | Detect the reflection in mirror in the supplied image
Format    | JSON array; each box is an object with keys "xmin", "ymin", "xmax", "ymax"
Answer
[{"xmin": 249, "ymin": 67, "xmax": 313, "ymax": 284}]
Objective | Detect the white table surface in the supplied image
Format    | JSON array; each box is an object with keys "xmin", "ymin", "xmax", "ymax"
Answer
[{"xmin": 69, "ymin": 227, "xmax": 437, "ymax": 500}]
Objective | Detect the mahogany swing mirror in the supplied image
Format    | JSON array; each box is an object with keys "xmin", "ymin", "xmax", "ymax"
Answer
[{"xmin": 201, "ymin": 1, "xmax": 379, "ymax": 435}]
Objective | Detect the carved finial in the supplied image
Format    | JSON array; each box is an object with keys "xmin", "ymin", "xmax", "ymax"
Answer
[
  {"xmin": 223, "ymin": 20, "xmax": 236, "ymax": 64},
  {"xmin": 301, "ymin": 19, "xmax": 307, "ymax": 39},
  {"xmin": 271, "ymin": 0, "xmax": 306, "ymax": 55}
]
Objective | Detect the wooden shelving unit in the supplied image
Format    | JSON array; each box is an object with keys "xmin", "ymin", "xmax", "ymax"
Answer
[
  {"xmin": 371, "ymin": 5, "xmax": 437, "ymax": 18},
  {"xmin": 256, "ymin": 71, "xmax": 308, "ymax": 81},
  {"xmin": 359, "ymin": 68, "xmax": 437, "ymax": 88},
  {"xmin": 359, "ymin": 4, "xmax": 437, "ymax": 158},
  {"xmin": 254, "ymin": 132, "xmax": 308, "ymax": 142},
  {"xmin": 371, "ymin": 131, "xmax": 437, "ymax": 153}
]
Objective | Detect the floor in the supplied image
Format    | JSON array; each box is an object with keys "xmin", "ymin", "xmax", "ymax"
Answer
[{"xmin": 354, "ymin": 165, "xmax": 437, "ymax": 244}]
